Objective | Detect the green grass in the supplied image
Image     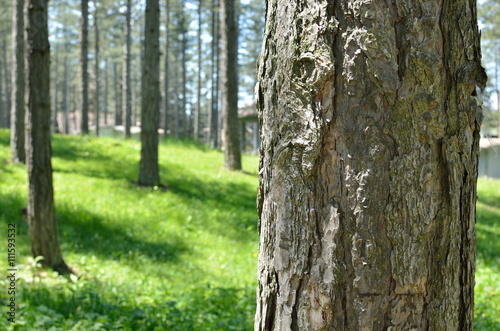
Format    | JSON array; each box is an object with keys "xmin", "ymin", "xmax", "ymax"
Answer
[
  {"xmin": 0, "ymin": 129, "xmax": 499, "ymax": 330},
  {"xmin": 0, "ymin": 129, "xmax": 259, "ymax": 330}
]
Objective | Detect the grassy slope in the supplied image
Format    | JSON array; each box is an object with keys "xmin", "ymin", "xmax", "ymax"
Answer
[
  {"xmin": 0, "ymin": 129, "xmax": 498, "ymax": 330},
  {"xmin": 0, "ymin": 130, "xmax": 259, "ymax": 330}
]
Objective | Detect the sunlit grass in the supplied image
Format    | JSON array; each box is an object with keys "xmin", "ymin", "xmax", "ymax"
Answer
[
  {"xmin": 0, "ymin": 130, "xmax": 259, "ymax": 330},
  {"xmin": 0, "ymin": 129, "xmax": 499, "ymax": 329}
]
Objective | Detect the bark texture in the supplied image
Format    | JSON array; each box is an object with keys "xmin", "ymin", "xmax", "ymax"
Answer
[
  {"xmin": 122, "ymin": 0, "xmax": 132, "ymax": 138},
  {"xmin": 11, "ymin": 0, "xmax": 25, "ymax": 163},
  {"xmin": 80, "ymin": 0, "xmax": 89, "ymax": 134},
  {"xmin": 195, "ymin": 0, "xmax": 202, "ymax": 141},
  {"xmin": 64, "ymin": 56, "xmax": 69, "ymax": 134},
  {"xmin": 25, "ymin": 0, "xmax": 70, "ymax": 275},
  {"xmin": 221, "ymin": 0, "xmax": 241, "ymax": 170},
  {"xmin": 255, "ymin": 0, "xmax": 486, "ymax": 330},
  {"xmin": 138, "ymin": 0, "xmax": 160, "ymax": 186}
]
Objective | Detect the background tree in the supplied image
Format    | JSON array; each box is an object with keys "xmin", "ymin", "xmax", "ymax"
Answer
[
  {"xmin": 122, "ymin": 0, "xmax": 132, "ymax": 138},
  {"xmin": 80, "ymin": 0, "xmax": 89, "ymax": 134},
  {"xmin": 138, "ymin": 0, "xmax": 160, "ymax": 186},
  {"xmin": 25, "ymin": 0, "xmax": 71, "ymax": 274},
  {"xmin": 220, "ymin": 0, "xmax": 240, "ymax": 170},
  {"xmin": 94, "ymin": 0, "xmax": 100, "ymax": 136},
  {"xmin": 10, "ymin": 0, "xmax": 24, "ymax": 162},
  {"xmin": 255, "ymin": 0, "xmax": 486, "ymax": 329},
  {"xmin": 51, "ymin": 46, "xmax": 59, "ymax": 133}
]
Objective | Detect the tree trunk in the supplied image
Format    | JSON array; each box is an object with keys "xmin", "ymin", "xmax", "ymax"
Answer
[
  {"xmin": 180, "ymin": 4, "xmax": 187, "ymax": 138},
  {"xmin": 139, "ymin": 0, "xmax": 160, "ymax": 186},
  {"xmin": 104, "ymin": 59, "xmax": 108, "ymax": 125},
  {"xmin": 194, "ymin": 0, "xmax": 202, "ymax": 142},
  {"xmin": 80, "ymin": 0, "xmax": 89, "ymax": 134},
  {"xmin": 208, "ymin": 0, "xmax": 218, "ymax": 148},
  {"xmin": 255, "ymin": 0, "xmax": 486, "ymax": 330},
  {"xmin": 220, "ymin": 0, "xmax": 240, "ymax": 170},
  {"xmin": 63, "ymin": 56, "xmax": 69, "ymax": 134},
  {"xmin": 0, "ymin": 60, "xmax": 3, "ymax": 128},
  {"xmin": 3, "ymin": 42, "xmax": 12, "ymax": 129},
  {"xmin": 52, "ymin": 46, "xmax": 59, "ymax": 133},
  {"xmin": 122, "ymin": 0, "xmax": 132, "ymax": 138},
  {"xmin": 174, "ymin": 62, "xmax": 179, "ymax": 139},
  {"xmin": 113, "ymin": 62, "xmax": 120, "ymax": 126},
  {"xmin": 11, "ymin": 0, "xmax": 25, "ymax": 162},
  {"xmin": 94, "ymin": 2, "xmax": 100, "ymax": 136},
  {"xmin": 163, "ymin": 0, "xmax": 170, "ymax": 137},
  {"xmin": 25, "ymin": 0, "xmax": 70, "ymax": 275}
]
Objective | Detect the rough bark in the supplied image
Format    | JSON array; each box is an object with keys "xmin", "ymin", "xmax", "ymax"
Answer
[
  {"xmin": 25, "ymin": 0, "xmax": 71, "ymax": 275},
  {"xmin": 122, "ymin": 0, "xmax": 132, "ymax": 138},
  {"xmin": 64, "ymin": 56, "xmax": 69, "ymax": 134},
  {"xmin": 255, "ymin": 0, "xmax": 486, "ymax": 330},
  {"xmin": 52, "ymin": 46, "xmax": 59, "ymax": 133},
  {"xmin": 11, "ymin": 0, "xmax": 25, "ymax": 162},
  {"xmin": 220, "ymin": 0, "xmax": 240, "ymax": 170},
  {"xmin": 94, "ymin": 3, "xmax": 100, "ymax": 136},
  {"xmin": 139, "ymin": 0, "xmax": 160, "ymax": 186},
  {"xmin": 80, "ymin": 0, "xmax": 89, "ymax": 134},
  {"xmin": 163, "ymin": 0, "xmax": 170, "ymax": 137}
]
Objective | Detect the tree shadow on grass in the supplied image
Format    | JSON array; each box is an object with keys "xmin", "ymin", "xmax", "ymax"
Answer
[
  {"xmin": 10, "ymin": 278, "xmax": 255, "ymax": 331},
  {"xmin": 0, "ymin": 192, "xmax": 187, "ymax": 266}
]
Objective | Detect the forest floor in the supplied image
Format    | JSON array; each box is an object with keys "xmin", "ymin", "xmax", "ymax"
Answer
[{"xmin": 0, "ymin": 129, "xmax": 498, "ymax": 330}]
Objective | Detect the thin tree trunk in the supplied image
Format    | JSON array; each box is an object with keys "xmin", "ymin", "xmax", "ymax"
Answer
[
  {"xmin": 80, "ymin": 0, "xmax": 89, "ymax": 134},
  {"xmin": 52, "ymin": 46, "xmax": 59, "ymax": 133},
  {"xmin": 220, "ymin": 0, "xmax": 240, "ymax": 170},
  {"xmin": 63, "ymin": 56, "xmax": 69, "ymax": 134},
  {"xmin": 139, "ymin": 0, "xmax": 160, "ymax": 186},
  {"xmin": 11, "ymin": 0, "xmax": 25, "ymax": 162},
  {"xmin": 255, "ymin": 0, "xmax": 486, "ymax": 329},
  {"xmin": 113, "ymin": 62, "xmax": 120, "ymax": 125},
  {"xmin": 25, "ymin": 0, "xmax": 71, "ymax": 275},
  {"xmin": 104, "ymin": 59, "xmax": 108, "ymax": 125},
  {"xmin": 215, "ymin": 13, "xmax": 221, "ymax": 149},
  {"xmin": 194, "ymin": 0, "xmax": 202, "ymax": 141},
  {"xmin": 3, "ymin": 42, "xmax": 11, "ymax": 129},
  {"xmin": 208, "ymin": 0, "xmax": 218, "ymax": 148},
  {"xmin": 94, "ymin": 2, "xmax": 100, "ymax": 136},
  {"xmin": 180, "ymin": 3, "xmax": 187, "ymax": 138},
  {"xmin": 122, "ymin": 0, "xmax": 132, "ymax": 138},
  {"xmin": 163, "ymin": 0, "xmax": 170, "ymax": 137},
  {"xmin": 174, "ymin": 62, "xmax": 179, "ymax": 139},
  {"xmin": 0, "ymin": 60, "xmax": 3, "ymax": 128}
]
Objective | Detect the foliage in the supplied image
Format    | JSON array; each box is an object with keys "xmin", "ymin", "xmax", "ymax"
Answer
[{"xmin": 0, "ymin": 129, "xmax": 258, "ymax": 330}]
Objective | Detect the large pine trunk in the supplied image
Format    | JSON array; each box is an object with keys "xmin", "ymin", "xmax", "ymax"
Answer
[
  {"xmin": 255, "ymin": 0, "xmax": 486, "ymax": 329},
  {"xmin": 80, "ymin": 0, "xmax": 89, "ymax": 134},
  {"xmin": 10, "ymin": 0, "xmax": 25, "ymax": 163},
  {"xmin": 25, "ymin": 0, "xmax": 70, "ymax": 275},
  {"xmin": 220, "ymin": 0, "xmax": 240, "ymax": 170},
  {"xmin": 139, "ymin": 0, "xmax": 160, "ymax": 186},
  {"xmin": 122, "ymin": 0, "xmax": 132, "ymax": 138}
]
